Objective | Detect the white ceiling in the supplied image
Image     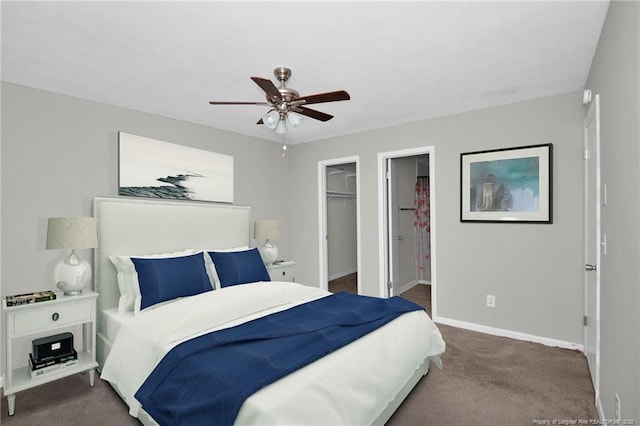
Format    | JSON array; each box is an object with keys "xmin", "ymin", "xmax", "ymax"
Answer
[{"xmin": 1, "ymin": 1, "xmax": 610, "ymax": 145}]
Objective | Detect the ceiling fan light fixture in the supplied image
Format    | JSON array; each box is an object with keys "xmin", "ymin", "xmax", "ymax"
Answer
[
  {"xmin": 263, "ymin": 110, "xmax": 279, "ymax": 129},
  {"xmin": 287, "ymin": 112, "xmax": 302, "ymax": 129},
  {"xmin": 275, "ymin": 118, "xmax": 287, "ymax": 134}
]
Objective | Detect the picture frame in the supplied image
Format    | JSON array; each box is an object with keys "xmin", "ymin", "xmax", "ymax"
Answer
[
  {"xmin": 118, "ymin": 132, "xmax": 234, "ymax": 203},
  {"xmin": 460, "ymin": 143, "xmax": 553, "ymax": 223}
]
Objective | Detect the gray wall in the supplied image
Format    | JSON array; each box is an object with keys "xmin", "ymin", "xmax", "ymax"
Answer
[
  {"xmin": 1, "ymin": 82, "xmax": 293, "ymax": 370},
  {"xmin": 585, "ymin": 0, "xmax": 640, "ymax": 421},
  {"xmin": 290, "ymin": 92, "xmax": 586, "ymax": 346}
]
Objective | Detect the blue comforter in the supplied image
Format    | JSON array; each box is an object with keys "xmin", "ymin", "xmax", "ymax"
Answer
[{"xmin": 135, "ymin": 291, "xmax": 424, "ymax": 426}]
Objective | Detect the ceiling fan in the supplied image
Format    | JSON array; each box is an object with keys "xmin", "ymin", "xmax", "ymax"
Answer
[{"xmin": 209, "ymin": 67, "xmax": 351, "ymax": 133}]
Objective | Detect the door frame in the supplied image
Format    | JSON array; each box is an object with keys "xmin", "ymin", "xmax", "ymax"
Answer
[
  {"xmin": 377, "ymin": 146, "xmax": 437, "ymax": 314},
  {"xmin": 386, "ymin": 157, "xmax": 402, "ymax": 297},
  {"xmin": 583, "ymin": 93, "xmax": 601, "ymax": 408},
  {"xmin": 318, "ymin": 156, "xmax": 361, "ymax": 293}
]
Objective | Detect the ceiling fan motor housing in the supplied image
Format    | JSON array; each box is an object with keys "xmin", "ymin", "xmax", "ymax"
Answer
[
  {"xmin": 274, "ymin": 67, "xmax": 292, "ymax": 82},
  {"xmin": 269, "ymin": 67, "xmax": 299, "ymax": 105}
]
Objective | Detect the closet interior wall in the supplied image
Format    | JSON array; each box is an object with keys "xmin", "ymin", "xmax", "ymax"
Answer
[{"xmin": 326, "ymin": 163, "xmax": 358, "ymax": 282}]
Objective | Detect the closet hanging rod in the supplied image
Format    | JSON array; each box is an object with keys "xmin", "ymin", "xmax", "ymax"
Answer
[{"xmin": 397, "ymin": 207, "xmax": 416, "ymax": 211}]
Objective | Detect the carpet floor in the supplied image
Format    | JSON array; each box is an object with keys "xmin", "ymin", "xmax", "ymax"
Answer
[{"xmin": 1, "ymin": 282, "xmax": 596, "ymax": 425}]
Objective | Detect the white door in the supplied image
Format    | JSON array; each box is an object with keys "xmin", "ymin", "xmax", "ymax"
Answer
[
  {"xmin": 386, "ymin": 158, "xmax": 401, "ymax": 296},
  {"xmin": 584, "ymin": 94, "xmax": 601, "ymax": 404}
]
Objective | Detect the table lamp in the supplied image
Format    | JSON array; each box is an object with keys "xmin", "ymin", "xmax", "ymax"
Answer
[
  {"xmin": 46, "ymin": 217, "xmax": 98, "ymax": 295},
  {"xmin": 254, "ymin": 220, "xmax": 281, "ymax": 265}
]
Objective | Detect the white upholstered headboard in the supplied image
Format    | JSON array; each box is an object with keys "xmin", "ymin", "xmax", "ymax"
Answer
[
  {"xmin": 93, "ymin": 196, "xmax": 251, "ymax": 312},
  {"xmin": 92, "ymin": 197, "xmax": 251, "ymax": 366}
]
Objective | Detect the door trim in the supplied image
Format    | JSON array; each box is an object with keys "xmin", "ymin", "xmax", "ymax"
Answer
[
  {"xmin": 386, "ymin": 157, "xmax": 400, "ymax": 297},
  {"xmin": 583, "ymin": 93, "xmax": 601, "ymax": 408},
  {"xmin": 318, "ymin": 156, "xmax": 361, "ymax": 293},
  {"xmin": 377, "ymin": 146, "xmax": 437, "ymax": 317}
]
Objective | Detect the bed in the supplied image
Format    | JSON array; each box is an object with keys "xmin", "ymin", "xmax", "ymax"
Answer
[{"xmin": 93, "ymin": 196, "xmax": 445, "ymax": 425}]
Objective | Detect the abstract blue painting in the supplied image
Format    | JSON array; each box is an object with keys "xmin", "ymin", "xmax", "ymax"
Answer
[
  {"xmin": 469, "ymin": 156, "xmax": 539, "ymax": 212},
  {"xmin": 461, "ymin": 144, "xmax": 552, "ymax": 223}
]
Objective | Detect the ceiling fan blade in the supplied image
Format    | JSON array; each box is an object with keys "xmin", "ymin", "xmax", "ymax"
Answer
[
  {"xmin": 295, "ymin": 90, "xmax": 350, "ymax": 105},
  {"xmin": 294, "ymin": 106, "xmax": 334, "ymax": 122},
  {"xmin": 250, "ymin": 77, "xmax": 282, "ymax": 101},
  {"xmin": 209, "ymin": 101, "xmax": 270, "ymax": 105}
]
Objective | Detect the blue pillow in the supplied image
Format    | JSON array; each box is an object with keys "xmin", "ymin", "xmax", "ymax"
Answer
[
  {"xmin": 208, "ymin": 248, "xmax": 270, "ymax": 287},
  {"xmin": 131, "ymin": 252, "xmax": 213, "ymax": 310}
]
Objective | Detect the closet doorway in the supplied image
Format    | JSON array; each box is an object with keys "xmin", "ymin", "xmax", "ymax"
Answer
[
  {"xmin": 378, "ymin": 147, "xmax": 436, "ymax": 316},
  {"xmin": 318, "ymin": 157, "xmax": 361, "ymax": 294}
]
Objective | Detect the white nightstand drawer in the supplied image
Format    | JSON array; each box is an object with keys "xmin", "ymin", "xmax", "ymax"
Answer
[
  {"xmin": 267, "ymin": 261, "xmax": 296, "ymax": 283},
  {"xmin": 13, "ymin": 299, "xmax": 93, "ymax": 335}
]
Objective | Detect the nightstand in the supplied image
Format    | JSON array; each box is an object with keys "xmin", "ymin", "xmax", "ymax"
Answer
[
  {"xmin": 2, "ymin": 291, "xmax": 98, "ymax": 416},
  {"xmin": 267, "ymin": 261, "xmax": 296, "ymax": 282}
]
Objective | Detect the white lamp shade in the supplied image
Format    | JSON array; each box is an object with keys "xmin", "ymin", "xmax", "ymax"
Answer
[{"xmin": 46, "ymin": 217, "xmax": 98, "ymax": 249}]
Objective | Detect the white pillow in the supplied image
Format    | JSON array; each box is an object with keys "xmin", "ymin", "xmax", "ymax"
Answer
[
  {"xmin": 109, "ymin": 249, "xmax": 197, "ymax": 314},
  {"xmin": 203, "ymin": 246, "xmax": 251, "ymax": 289}
]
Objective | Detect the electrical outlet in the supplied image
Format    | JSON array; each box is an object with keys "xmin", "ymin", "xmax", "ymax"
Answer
[
  {"xmin": 486, "ymin": 295, "xmax": 496, "ymax": 308},
  {"xmin": 615, "ymin": 393, "xmax": 621, "ymax": 423}
]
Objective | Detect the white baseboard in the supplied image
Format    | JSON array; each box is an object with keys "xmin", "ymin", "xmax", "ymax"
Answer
[
  {"xmin": 433, "ymin": 316, "xmax": 584, "ymax": 351},
  {"xmin": 399, "ymin": 280, "xmax": 419, "ymax": 294},
  {"xmin": 398, "ymin": 280, "xmax": 431, "ymax": 294}
]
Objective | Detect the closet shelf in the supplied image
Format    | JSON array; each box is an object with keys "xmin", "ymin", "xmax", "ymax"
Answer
[{"xmin": 327, "ymin": 190, "xmax": 357, "ymax": 198}]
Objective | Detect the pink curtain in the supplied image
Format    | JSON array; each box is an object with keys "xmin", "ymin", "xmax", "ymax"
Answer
[{"xmin": 414, "ymin": 177, "xmax": 431, "ymax": 281}]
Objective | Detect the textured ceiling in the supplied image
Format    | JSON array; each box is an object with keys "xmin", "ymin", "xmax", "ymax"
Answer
[{"xmin": 1, "ymin": 1, "xmax": 610, "ymax": 144}]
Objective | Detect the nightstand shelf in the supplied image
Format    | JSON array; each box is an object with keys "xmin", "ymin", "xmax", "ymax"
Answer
[
  {"xmin": 3, "ymin": 291, "xmax": 98, "ymax": 416},
  {"xmin": 267, "ymin": 261, "xmax": 296, "ymax": 282},
  {"xmin": 8, "ymin": 350, "xmax": 96, "ymax": 394}
]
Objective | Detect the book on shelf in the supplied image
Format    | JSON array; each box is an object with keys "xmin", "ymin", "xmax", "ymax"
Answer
[
  {"xmin": 6, "ymin": 290, "xmax": 56, "ymax": 306},
  {"xmin": 28, "ymin": 358, "xmax": 78, "ymax": 378},
  {"xmin": 28, "ymin": 349, "xmax": 78, "ymax": 378}
]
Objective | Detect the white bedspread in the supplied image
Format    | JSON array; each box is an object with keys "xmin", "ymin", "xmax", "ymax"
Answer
[{"xmin": 100, "ymin": 282, "xmax": 445, "ymax": 425}]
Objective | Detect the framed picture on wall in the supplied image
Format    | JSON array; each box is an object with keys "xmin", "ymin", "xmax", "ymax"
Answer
[
  {"xmin": 460, "ymin": 143, "xmax": 553, "ymax": 223},
  {"xmin": 118, "ymin": 132, "xmax": 234, "ymax": 203}
]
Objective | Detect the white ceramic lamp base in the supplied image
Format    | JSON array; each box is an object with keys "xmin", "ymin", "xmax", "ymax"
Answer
[
  {"xmin": 54, "ymin": 250, "xmax": 92, "ymax": 295},
  {"xmin": 259, "ymin": 240, "xmax": 278, "ymax": 265}
]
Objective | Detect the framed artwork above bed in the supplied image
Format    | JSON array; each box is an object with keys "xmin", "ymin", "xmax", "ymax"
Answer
[
  {"xmin": 460, "ymin": 143, "xmax": 553, "ymax": 223},
  {"xmin": 118, "ymin": 132, "xmax": 234, "ymax": 203}
]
